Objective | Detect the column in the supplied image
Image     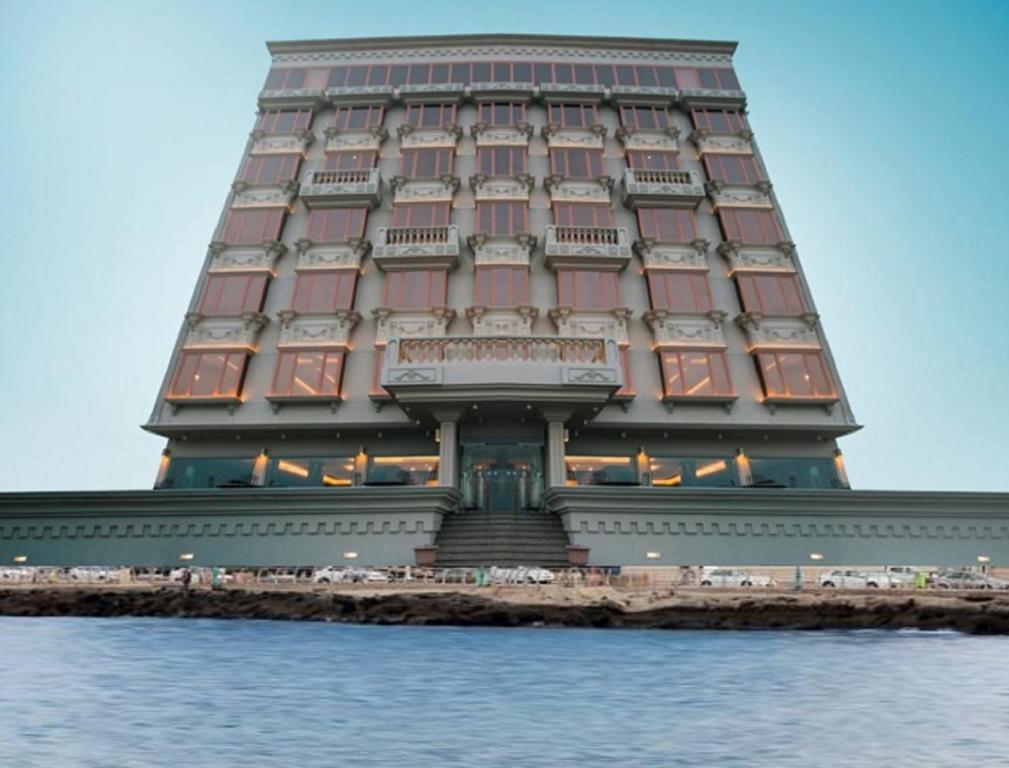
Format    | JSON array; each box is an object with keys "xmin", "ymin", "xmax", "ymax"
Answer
[
  {"xmin": 437, "ymin": 420, "xmax": 458, "ymax": 488},
  {"xmin": 546, "ymin": 421, "xmax": 566, "ymax": 488}
]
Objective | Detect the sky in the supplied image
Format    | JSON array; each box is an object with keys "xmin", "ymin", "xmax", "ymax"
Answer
[{"xmin": 1, "ymin": 0, "xmax": 1007, "ymax": 492}]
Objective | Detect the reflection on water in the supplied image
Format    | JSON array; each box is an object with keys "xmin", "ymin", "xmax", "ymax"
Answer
[{"xmin": 1, "ymin": 618, "xmax": 1007, "ymax": 767}]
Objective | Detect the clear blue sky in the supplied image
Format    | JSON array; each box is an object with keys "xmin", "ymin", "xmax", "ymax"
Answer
[{"xmin": 1, "ymin": 0, "xmax": 1007, "ymax": 492}]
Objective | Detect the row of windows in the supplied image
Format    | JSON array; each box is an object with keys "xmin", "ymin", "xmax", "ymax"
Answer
[
  {"xmin": 271, "ymin": 62, "xmax": 739, "ymax": 91},
  {"xmin": 659, "ymin": 349, "xmax": 836, "ymax": 401}
]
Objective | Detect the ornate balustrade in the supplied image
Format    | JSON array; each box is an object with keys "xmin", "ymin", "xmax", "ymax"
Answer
[
  {"xmin": 299, "ymin": 167, "xmax": 382, "ymax": 208},
  {"xmin": 544, "ymin": 225, "xmax": 632, "ymax": 270},
  {"xmin": 372, "ymin": 225, "xmax": 461, "ymax": 271},
  {"xmin": 621, "ymin": 168, "xmax": 705, "ymax": 209}
]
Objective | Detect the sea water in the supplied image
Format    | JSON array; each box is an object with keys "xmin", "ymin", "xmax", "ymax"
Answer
[{"xmin": 0, "ymin": 618, "xmax": 1007, "ymax": 767}]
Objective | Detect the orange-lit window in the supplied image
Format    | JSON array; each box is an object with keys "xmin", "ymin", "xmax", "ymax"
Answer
[
  {"xmin": 718, "ymin": 209, "xmax": 783, "ymax": 245},
  {"xmin": 331, "ymin": 106, "xmax": 384, "ymax": 131},
  {"xmin": 323, "ymin": 151, "xmax": 377, "ymax": 171},
  {"xmin": 736, "ymin": 274, "xmax": 807, "ymax": 315},
  {"xmin": 550, "ymin": 148, "xmax": 604, "ymax": 178},
  {"xmin": 553, "ymin": 203, "xmax": 612, "ymax": 227},
  {"xmin": 256, "ymin": 110, "xmax": 313, "ymax": 133},
  {"xmin": 557, "ymin": 270, "xmax": 620, "ymax": 309},
  {"xmin": 170, "ymin": 351, "xmax": 248, "ymax": 399},
  {"xmin": 270, "ymin": 349, "xmax": 345, "ymax": 398},
  {"xmin": 660, "ymin": 350, "xmax": 734, "ymax": 398},
  {"xmin": 647, "ymin": 272, "xmax": 713, "ymax": 312},
  {"xmin": 626, "ymin": 151, "xmax": 680, "ymax": 171},
  {"xmin": 476, "ymin": 202, "xmax": 528, "ymax": 235},
  {"xmin": 400, "ymin": 148, "xmax": 454, "ymax": 178},
  {"xmin": 637, "ymin": 208, "xmax": 697, "ymax": 242},
  {"xmin": 306, "ymin": 208, "xmax": 367, "ymax": 242},
  {"xmin": 198, "ymin": 274, "xmax": 267, "ymax": 316},
  {"xmin": 756, "ymin": 351, "xmax": 836, "ymax": 399},
  {"xmin": 240, "ymin": 154, "xmax": 300, "ymax": 185},
  {"xmin": 476, "ymin": 146, "xmax": 527, "ymax": 175},
  {"xmin": 384, "ymin": 270, "xmax": 447, "ymax": 309},
  {"xmin": 391, "ymin": 202, "xmax": 451, "ymax": 228},
  {"xmin": 474, "ymin": 266, "xmax": 529, "ymax": 306},
  {"xmin": 219, "ymin": 209, "xmax": 286, "ymax": 245},
  {"xmin": 291, "ymin": 271, "xmax": 357, "ymax": 313}
]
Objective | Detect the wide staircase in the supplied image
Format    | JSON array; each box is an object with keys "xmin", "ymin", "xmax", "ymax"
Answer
[{"xmin": 433, "ymin": 511, "xmax": 571, "ymax": 568}]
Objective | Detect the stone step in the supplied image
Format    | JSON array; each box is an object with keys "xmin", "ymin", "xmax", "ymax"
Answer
[{"xmin": 434, "ymin": 511, "xmax": 570, "ymax": 567}]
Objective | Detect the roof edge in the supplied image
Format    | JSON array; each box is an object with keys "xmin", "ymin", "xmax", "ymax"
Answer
[{"xmin": 266, "ymin": 33, "xmax": 738, "ymax": 57}]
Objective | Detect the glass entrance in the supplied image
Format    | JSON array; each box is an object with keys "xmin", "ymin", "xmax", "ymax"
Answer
[{"xmin": 460, "ymin": 442, "xmax": 544, "ymax": 513}]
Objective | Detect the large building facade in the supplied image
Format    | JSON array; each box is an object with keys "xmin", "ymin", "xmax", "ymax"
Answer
[{"xmin": 144, "ymin": 34, "xmax": 859, "ymax": 565}]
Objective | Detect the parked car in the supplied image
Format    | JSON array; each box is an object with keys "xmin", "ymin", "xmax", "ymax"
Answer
[
  {"xmin": 312, "ymin": 567, "xmax": 389, "ymax": 584},
  {"xmin": 934, "ymin": 570, "xmax": 1009, "ymax": 590},
  {"xmin": 69, "ymin": 566, "xmax": 121, "ymax": 583},
  {"xmin": 699, "ymin": 568, "xmax": 775, "ymax": 587},
  {"xmin": 882, "ymin": 566, "xmax": 918, "ymax": 586},
  {"xmin": 818, "ymin": 570, "xmax": 886, "ymax": 588},
  {"xmin": 0, "ymin": 567, "xmax": 34, "ymax": 582},
  {"xmin": 489, "ymin": 566, "xmax": 556, "ymax": 585}
]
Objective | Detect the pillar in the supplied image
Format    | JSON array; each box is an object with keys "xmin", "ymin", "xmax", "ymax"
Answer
[
  {"xmin": 546, "ymin": 421, "xmax": 566, "ymax": 488},
  {"xmin": 437, "ymin": 420, "xmax": 458, "ymax": 488}
]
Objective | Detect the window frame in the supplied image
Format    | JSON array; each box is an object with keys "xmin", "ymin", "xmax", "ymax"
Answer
[
  {"xmin": 331, "ymin": 105, "xmax": 384, "ymax": 131},
  {"xmin": 169, "ymin": 351, "xmax": 249, "ymax": 400},
  {"xmin": 476, "ymin": 201, "xmax": 529, "ymax": 236},
  {"xmin": 549, "ymin": 148, "xmax": 604, "ymax": 178},
  {"xmin": 646, "ymin": 271, "xmax": 714, "ymax": 312},
  {"xmin": 219, "ymin": 208, "xmax": 286, "ymax": 246},
  {"xmin": 755, "ymin": 351, "xmax": 837, "ymax": 400},
  {"xmin": 556, "ymin": 269, "xmax": 621, "ymax": 309},
  {"xmin": 383, "ymin": 270, "xmax": 448, "ymax": 309},
  {"xmin": 290, "ymin": 270, "xmax": 358, "ymax": 313},
  {"xmin": 198, "ymin": 273, "xmax": 268, "ymax": 316},
  {"xmin": 474, "ymin": 265, "xmax": 530, "ymax": 307},
  {"xmin": 269, "ymin": 348, "xmax": 347, "ymax": 399},
  {"xmin": 636, "ymin": 208, "xmax": 697, "ymax": 242},
  {"xmin": 476, "ymin": 146, "xmax": 528, "ymax": 176},
  {"xmin": 399, "ymin": 147, "xmax": 454, "ymax": 178},
  {"xmin": 736, "ymin": 274, "xmax": 808, "ymax": 315},
  {"xmin": 306, "ymin": 208, "xmax": 367, "ymax": 243},
  {"xmin": 659, "ymin": 349, "xmax": 735, "ymax": 399},
  {"xmin": 718, "ymin": 208, "xmax": 784, "ymax": 245}
]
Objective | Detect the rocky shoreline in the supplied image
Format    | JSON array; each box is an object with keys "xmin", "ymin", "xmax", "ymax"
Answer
[{"xmin": 3, "ymin": 585, "xmax": 1009, "ymax": 634}]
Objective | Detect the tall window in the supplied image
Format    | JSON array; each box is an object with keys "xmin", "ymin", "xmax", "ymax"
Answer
[
  {"xmin": 404, "ymin": 103, "xmax": 457, "ymax": 128},
  {"xmin": 619, "ymin": 106, "xmax": 672, "ymax": 131},
  {"xmin": 478, "ymin": 102, "xmax": 526, "ymax": 124},
  {"xmin": 256, "ymin": 110, "xmax": 313, "ymax": 133},
  {"xmin": 270, "ymin": 350, "xmax": 345, "ymax": 398},
  {"xmin": 331, "ymin": 106, "xmax": 384, "ymax": 131},
  {"xmin": 400, "ymin": 148, "xmax": 454, "ymax": 178},
  {"xmin": 660, "ymin": 350, "xmax": 734, "ymax": 398},
  {"xmin": 391, "ymin": 202, "xmax": 451, "ymax": 228},
  {"xmin": 219, "ymin": 209, "xmax": 286, "ymax": 245},
  {"xmin": 550, "ymin": 148, "xmax": 604, "ymax": 178},
  {"xmin": 647, "ymin": 272, "xmax": 713, "ymax": 312},
  {"xmin": 673, "ymin": 67, "xmax": 740, "ymax": 91},
  {"xmin": 474, "ymin": 266, "xmax": 530, "ymax": 306},
  {"xmin": 553, "ymin": 203, "xmax": 612, "ymax": 228},
  {"xmin": 306, "ymin": 208, "xmax": 367, "ymax": 242},
  {"xmin": 690, "ymin": 109, "xmax": 748, "ymax": 134},
  {"xmin": 476, "ymin": 146, "xmax": 527, "ymax": 175},
  {"xmin": 198, "ymin": 274, "xmax": 267, "ymax": 316},
  {"xmin": 170, "ymin": 352, "xmax": 248, "ymax": 399},
  {"xmin": 323, "ymin": 151, "xmax": 377, "ymax": 171},
  {"xmin": 626, "ymin": 151, "xmax": 680, "ymax": 171},
  {"xmin": 755, "ymin": 351, "xmax": 836, "ymax": 399},
  {"xmin": 240, "ymin": 154, "xmax": 300, "ymax": 185},
  {"xmin": 383, "ymin": 270, "xmax": 447, "ymax": 308},
  {"xmin": 704, "ymin": 154, "xmax": 764, "ymax": 184},
  {"xmin": 718, "ymin": 209, "xmax": 783, "ymax": 245},
  {"xmin": 291, "ymin": 271, "xmax": 357, "ymax": 313},
  {"xmin": 547, "ymin": 103, "xmax": 599, "ymax": 128},
  {"xmin": 556, "ymin": 270, "xmax": 621, "ymax": 309},
  {"xmin": 476, "ymin": 202, "xmax": 528, "ymax": 235},
  {"xmin": 736, "ymin": 274, "xmax": 807, "ymax": 315},
  {"xmin": 636, "ymin": 208, "xmax": 697, "ymax": 242}
]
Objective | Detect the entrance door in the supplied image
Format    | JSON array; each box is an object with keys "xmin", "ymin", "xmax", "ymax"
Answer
[{"xmin": 460, "ymin": 442, "xmax": 544, "ymax": 513}]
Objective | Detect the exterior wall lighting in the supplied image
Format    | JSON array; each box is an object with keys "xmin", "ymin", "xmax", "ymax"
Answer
[
  {"xmin": 179, "ymin": 553, "xmax": 195, "ymax": 561},
  {"xmin": 251, "ymin": 449, "xmax": 269, "ymax": 486},
  {"xmin": 977, "ymin": 555, "xmax": 992, "ymax": 564},
  {"xmin": 13, "ymin": 555, "xmax": 28, "ymax": 563},
  {"xmin": 154, "ymin": 449, "xmax": 171, "ymax": 488},
  {"xmin": 734, "ymin": 449, "xmax": 752, "ymax": 486},
  {"xmin": 809, "ymin": 553, "xmax": 824, "ymax": 561},
  {"xmin": 646, "ymin": 551, "xmax": 661, "ymax": 560},
  {"xmin": 343, "ymin": 551, "xmax": 359, "ymax": 560},
  {"xmin": 833, "ymin": 449, "xmax": 850, "ymax": 488}
]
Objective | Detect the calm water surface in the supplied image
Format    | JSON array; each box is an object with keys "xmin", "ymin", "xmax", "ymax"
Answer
[{"xmin": 0, "ymin": 618, "xmax": 1007, "ymax": 767}]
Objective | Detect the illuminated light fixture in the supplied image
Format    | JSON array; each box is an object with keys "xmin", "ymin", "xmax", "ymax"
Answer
[
  {"xmin": 695, "ymin": 460, "xmax": 728, "ymax": 478},
  {"xmin": 977, "ymin": 555, "xmax": 992, "ymax": 564},
  {"xmin": 277, "ymin": 460, "xmax": 309, "ymax": 478},
  {"xmin": 809, "ymin": 553, "xmax": 824, "ymax": 561},
  {"xmin": 343, "ymin": 551, "xmax": 359, "ymax": 560},
  {"xmin": 646, "ymin": 551, "xmax": 662, "ymax": 560},
  {"xmin": 565, "ymin": 456, "xmax": 633, "ymax": 465},
  {"xmin": 372, "ymin": 456, "xmax": 438, "ymax": 464},
  {"xmin": 734, "ymin": 449, "xmax": 752, "ymax": 486},
  {"xmin": 322, "ymin": 474, "xmax": 351, "ymax": 487},
  {"xmin": 251, "ymin": 449, "xmax": 270, "ymax": 486},
  {"xmin": 154, "ymin": 449, "xmax": 172, "ymax": 488},
  {"xmin": 833, "ymin": 449, "xmax": 850, "ymax": 487},
  {"xmin": 652, "ymin": 475, "xmax": 682, "ymax": 487},
  {"xmin": 13, "ymin": 555, "xmax": 28, "ymax": 564},
  {"xmin": 179, "ymin": 553, "xmax": 195, "ymax": 561}
]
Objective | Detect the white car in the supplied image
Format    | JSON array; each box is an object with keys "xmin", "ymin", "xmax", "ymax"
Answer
[
  {"xmin": 69, "ymin": 566, "xmax": 121, "ymax": 583},
  {"xmin": 699, "ymin": 568, "xmax": 775, "ymax": 587},
  {"xmin": 819, "ymin": 570, "xmax": 887, "ymax": 588},
  {"xmin": 882, "ymin": 566, "xmax": 918, "ymax": 586},
  {"xmin": 0, "ymin": 567, "xmax": 33, "ymax": 582},
  {"xmin": 313, "ymin": 567, "xmax": 389, "ymax": 584},
  {"xmin": 489, "ymin": 566, "xmax": 555, "ymax": 585}
]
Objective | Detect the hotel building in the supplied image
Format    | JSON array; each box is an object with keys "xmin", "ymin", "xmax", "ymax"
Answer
[{"xmin": 144, "ymin": 34, "xmax": 858, "ymax": 566}]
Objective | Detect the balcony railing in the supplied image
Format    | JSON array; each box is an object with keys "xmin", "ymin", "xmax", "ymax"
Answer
[
  {"xmin": 372, "ymin": 225, "xmax": 462, "ymax": 270},
  {"xmin": 299, "ymin": 167, "xmax": 382, "ymax": 209},
  {"xmin": 544, "ymin": 226, "xmax": 632, "ymax": 269},
  {"xmin": 381, "ymin": 336, "xmax": 623, "ymax": 404},
  {"xmin": 621, "ymin": 168, "xmax": 705, "ymax": 209}
]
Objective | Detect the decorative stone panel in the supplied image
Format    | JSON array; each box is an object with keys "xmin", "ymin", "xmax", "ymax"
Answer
[
  {"xmin": 616, "ymin": 126, "xmax": 680, "ymax": 153},
  {"xmin": 690, "ymin": 129, "xmax": 754, "ymax": 156},
  {"xmin": 468, "ymin": 234, "xmax": 536, "ymax": 266},
  {"xmin": 276, "ymin": 309, "xmax": 361, "ymax": 348},
  {"xmin": 391, "ymin": 175, "xmax": 460, "ymax": 204},
  {"xmin": 183, "ymin": 312, "xmax": 268, "ymax": 350},
  {"xmin": 621, "ymin": 168, "xmax": 705, "ymax": 209},
  {"xmin": 470, "ymin": 173, "xmax": 534, "ymax": 201},
  {"xmin": 372, "ymin": 226, "xmax": 462, "ymax": 271},
  {"xmin": 470, "ymin": 122, "xmax": 534, "ymax": 147},
  {"xmin": 544, "ymin": 226, "xmax": 632, "ymax": 270},
  {"xmin": 397, "ymin": 124, "xmax": 463, "ymax": 149},
  {"xmin": 325, "ymin": 85, "xmax": 395, "ymax": 106},
  {"xmin": 718, "ymin": 241, "xmax": 797, "ymax": 274},
  {"xmin": 466, "ymin": 306, "xmax": 538, "ymax": 336},
  {"xmin": 250, "ymin": 129, "xmax": 314, "ymax": 156},
  {"xmin": 230, "ymin": 180, "xmax": 298, "ymax": 209},
  {"xmin": 544, "ymin": 175, "xmax": 613, "ymax": 203},
  {"xmin": 737, "ymin": 312, "xmax": 821, "ymax": 350},
  {"xmin": 643, "ymin": 309, "xmax": 728, "ymax": 348},
  {"xmin": 539, "ymin": 82, "xmax": 607, "ymax": 100},
  {"xmin": 372, "ymin": 307, "xmax": 456, "ymax": 347},
  {"xmin": 550, "ymin": 307, "xmax": 632, "ymax": 347},
  {"xmin": 207, "ymin": 241, "xmax": 286, "ymax": 274},
  {"xmin": 706, "ymin": 179, "xmax": 773, "ymax": 209},
  {"xmin": 634, "ymin": 239, "xmax": 710, "ymax": 272},
  {"xmin": 541, "ymin": 124, "xmax": 606, "ymax": 149},
  {"xmin": 258, "ymin": 88, "xmax": 326, "ymax": 109},
  {"xmin": 678, "ymin": 88, "xmax": 747, "ymax": 109},
  {"xmin": 300, "ymin": 167, "xmax": 383, "ymax": 208},
  {"xmin": 468, "ymin": 82, "xmax": 536, "ymax": 100},
  {"xmin": 398, "ymin": 83, "xmax": 466, "ymax": 101},
  {"xmin": 294, "ymin": 239, "xmax": 371, "ymax": 271},
  {"xmin": 324, "ymin": 126, "xmax": 388, "ymax": 153}
]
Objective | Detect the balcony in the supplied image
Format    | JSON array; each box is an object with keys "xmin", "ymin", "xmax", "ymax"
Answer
[
  {"xmin": 299, "ymin": 168, "xmax": 382, "ymax": 209},
  {"xmin": 372, "ymin": 225, "xmax": 462, "ymax": 271},
  {"xmin": 544, "ymin": 226, "xmax": 632, "ymax": 270},
  {"xmin": 381, "ymin": 336, "xmax": 623, "ymax": 405},
  {"xmin": 621, "ymin": 169, "xmax": 705, "ymax": 209}
]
